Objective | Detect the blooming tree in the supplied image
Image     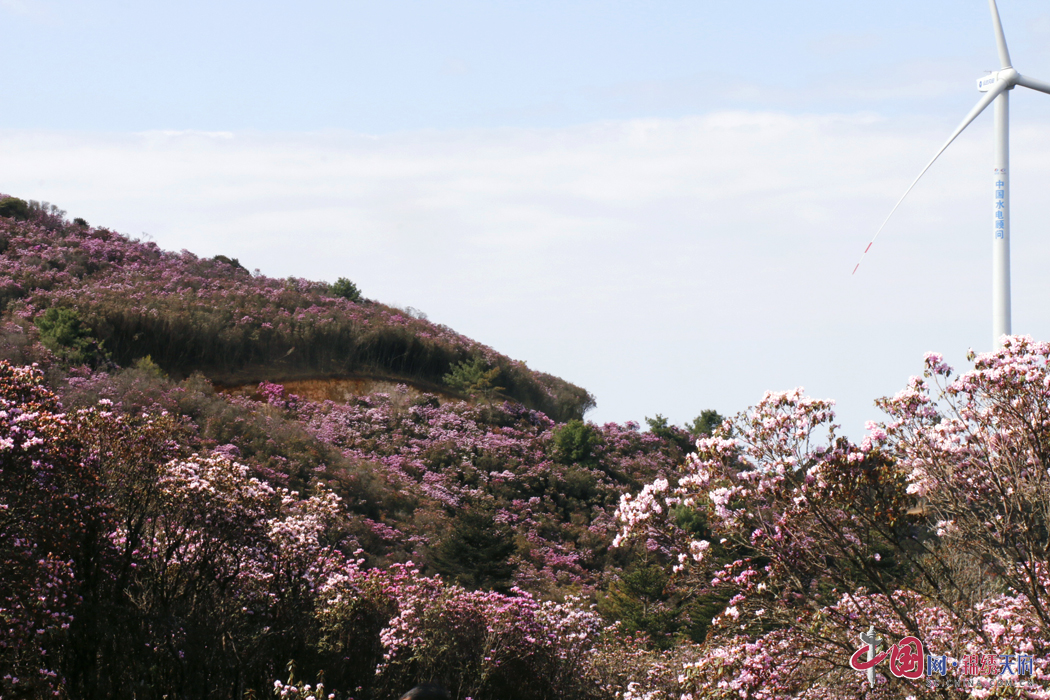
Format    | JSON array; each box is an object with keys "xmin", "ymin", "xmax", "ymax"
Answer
[
  {"xmin": 0, "ymin": 363, "xmax": 89, "ymax": 698},
  {"xmin": 616, "ymin": 338, "xmax": 1050, "ymax": 698}
]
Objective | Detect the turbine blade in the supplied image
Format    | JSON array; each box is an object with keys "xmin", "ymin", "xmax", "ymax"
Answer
[
  {"xmin": 1017, "ymin": 74, "xmax": 1050, "ymax": 96},
  {"xmin": 989, "ymin": 0, "xmax": 1012, "ymax": 68},
  {"xmin": 853, "ymin": 81, "xmax": 1008, "ymax": 275}
]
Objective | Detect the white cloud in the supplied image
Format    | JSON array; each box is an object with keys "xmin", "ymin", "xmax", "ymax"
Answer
[{"xmin": 4, "ymin": 109, "xmax": 1050, "ymax": 436}]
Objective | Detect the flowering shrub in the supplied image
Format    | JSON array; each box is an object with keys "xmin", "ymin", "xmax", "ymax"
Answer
[
  {"xmin": 273, "ymin": 668, "xmax": 337, "ymax": 700},
  {"xmin": 0, "ymin": 362, "xmax": 89, "ymax": 698},
  {"xmin": 318, "ymin": 564, "xmax": 617, "ymax": 700}
]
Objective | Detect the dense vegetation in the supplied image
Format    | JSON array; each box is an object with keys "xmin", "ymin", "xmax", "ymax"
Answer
[
  {"xmin": 5, "ymin": 196, "xmax": 1050, "ymax": 699},
  {"xmin": 0, "ymin": 199, "xmax": 718, "ymax": 699}
]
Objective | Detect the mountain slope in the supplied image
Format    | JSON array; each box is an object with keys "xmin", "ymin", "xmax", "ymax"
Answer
[{"xmin": 0, "ymin": 198, "xmax": 593, "ymax": 421}]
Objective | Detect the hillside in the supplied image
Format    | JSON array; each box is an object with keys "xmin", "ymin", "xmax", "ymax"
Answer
[
  {"xmin": 0, "ymin": 195, "xmax": 593, "ymax": 422},
  {"xmin": 0, "ymin": 197, "xmax": 713, "ymax": 700}
]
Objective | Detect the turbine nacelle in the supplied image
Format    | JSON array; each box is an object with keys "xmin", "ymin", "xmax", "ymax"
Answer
[{"xmin": 978, "ymin": 67, "xmax": 1019, "ymax": 91}]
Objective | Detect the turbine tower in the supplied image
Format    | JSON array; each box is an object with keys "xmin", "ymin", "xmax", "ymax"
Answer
[{"xmin": 854, "ymin": 0, "xmax": 1050, "ymax": 349}]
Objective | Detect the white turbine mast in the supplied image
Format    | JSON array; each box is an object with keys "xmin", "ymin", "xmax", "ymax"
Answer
[{"xmin": 853, "ymin": 0, "xmax": 1050, "ymax": 349}]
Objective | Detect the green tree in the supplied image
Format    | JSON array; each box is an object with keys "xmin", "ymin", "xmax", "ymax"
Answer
[
  {"xmin": 131, "ymin": 355, "xmax": 166, "ymax": 378},
  {"xmin": 550, "ymin": 419, "xmax": 599, "ymax": 466},
  {"xmin": 599, "ymin": 560, "xmax": 726, "ymax": 646},
  {"xmin": 686, "ymin": 409, "xmax": 724, "ymax": 438},
  {"xmin": 329, "ymin": 277, "xmax": 361, "ymax": 302},
  {"xmin": 443, "ymin": 357, "xmax": 503, "ymax": 399},
  {"xmin": 0, "ymin": 197, "xmax": 30, "ymax": 221},
  {"xmin": 212, "ymin": 254, "xmax": 247, "ymax": 271},
  {"xmin": 644, "ymin": 414, "xmax": 675, "ymax": 441},
  {"xmin": 646, "ymin": 413, "xmax": 697, "ymax": 454},
  {"xmin": 34, "ymin": 307, "xmax": 107, "ymax": 366},
  {"xmin": 430, "ymin": 509, "xmax": 516, "ymax": 591},
  {"xmin": 599, "ymin": 564, "xmax": 678, "ymax": 645}
]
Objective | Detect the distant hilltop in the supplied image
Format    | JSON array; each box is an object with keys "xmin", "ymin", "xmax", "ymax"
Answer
[{"xmin": 0, "ymin": 194, "xmax": 594, "ymax": 422}]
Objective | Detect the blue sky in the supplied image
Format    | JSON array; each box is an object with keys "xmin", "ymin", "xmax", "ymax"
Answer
[
  {"xmin": 4, "ymin": 0, "xmax": 1050, "ymax": 436},
  {"xmin": 5, "ymin": 0, "xmax": 1050, "ymax": 131}
]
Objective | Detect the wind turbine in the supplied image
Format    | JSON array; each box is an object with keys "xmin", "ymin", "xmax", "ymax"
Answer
[{"xmin": 854, "ymin": 0, "xmax": 1050, "ymax": 349}]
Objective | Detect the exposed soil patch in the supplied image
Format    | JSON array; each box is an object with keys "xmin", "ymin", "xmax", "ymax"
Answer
[{"xmin": 215, "ymin": 373, "xmax": 465, "ymax": 405}]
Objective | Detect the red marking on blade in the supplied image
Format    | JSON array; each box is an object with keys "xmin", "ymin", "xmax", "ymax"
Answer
[
  {"xmin": 852, "ymin": 263, "xmax": 860, "ymax": 275},
  {"xmin": 864, "ymin": 243, "xmax": 872, "ymax": 253}
]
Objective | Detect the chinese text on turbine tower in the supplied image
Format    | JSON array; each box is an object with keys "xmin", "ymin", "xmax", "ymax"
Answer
[{"xmin": 995, "ymin": 169, "xmax": 1006, "ymax": 239}]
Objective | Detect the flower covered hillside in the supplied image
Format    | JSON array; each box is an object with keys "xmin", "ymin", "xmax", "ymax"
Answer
[
  {"xmin": 287, "ymin": 386, "xmax": 685, "ymax": 595},
  {"xmin": 0, "ymin": 199, "xmax": 592, "ymax": 421}
]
